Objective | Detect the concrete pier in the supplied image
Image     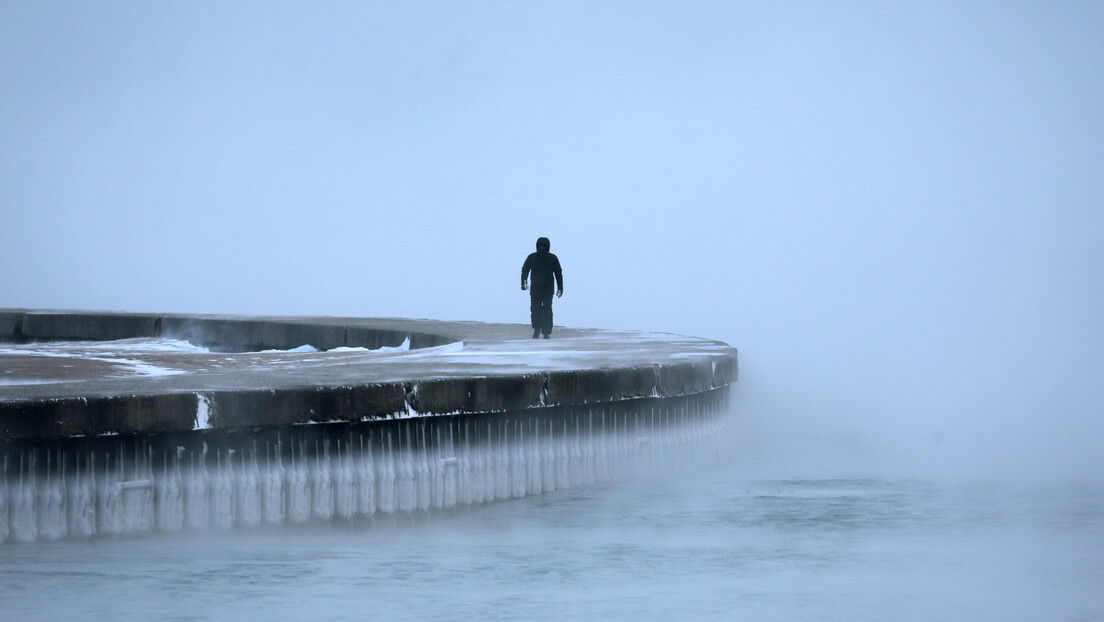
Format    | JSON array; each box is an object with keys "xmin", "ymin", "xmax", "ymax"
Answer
[
  {"xmin": 0, "ymin": 310, "xmax": 737, "ymax": 543},
  {"xmin": 0, "ymin": 310, "xmax": 736, "ymax": 440}
]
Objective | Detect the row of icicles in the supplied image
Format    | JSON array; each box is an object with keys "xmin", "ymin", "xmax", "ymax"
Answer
[{"xmin": 0, "ymin": 403, "xmax": 724, "ymax": 544}]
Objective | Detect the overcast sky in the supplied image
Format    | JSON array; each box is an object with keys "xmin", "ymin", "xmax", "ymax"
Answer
[{"xmin": 3, "ymin": 1, "xmax": 1102, "ymax": 481}]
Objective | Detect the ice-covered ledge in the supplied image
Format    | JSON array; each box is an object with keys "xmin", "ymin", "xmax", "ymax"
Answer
[{"xmin": 0, "ymin": 310, "xmax": 738, "ymax": 440}]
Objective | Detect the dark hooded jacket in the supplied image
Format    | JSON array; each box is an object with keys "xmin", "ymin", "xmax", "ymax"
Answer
[{"xmin": 521, "ymin": 237, "xmax": 563, "ymax": 294}]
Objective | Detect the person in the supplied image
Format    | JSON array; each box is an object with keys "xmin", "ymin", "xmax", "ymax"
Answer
[{"xmin": 521, "ymin": 237, "xmax": 563, "ymax": 338}]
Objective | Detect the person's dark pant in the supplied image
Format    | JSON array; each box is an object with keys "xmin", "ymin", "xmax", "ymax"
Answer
[{"xmin": 530, "ymin": 289, "xmax": 554, "ymax": 336}]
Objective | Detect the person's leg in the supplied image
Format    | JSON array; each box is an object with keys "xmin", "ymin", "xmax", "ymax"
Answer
[
  {"xmin": 541, "ymin": 291, "xmax": 554, "ymax": 336},
  {"xmin": 530, "ymin": 292, "xmax": 541, "ymax": 337}
]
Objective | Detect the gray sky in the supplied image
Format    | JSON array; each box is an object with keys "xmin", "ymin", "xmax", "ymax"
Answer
[{"xmin": 3, "ymin": 1, "xmax": 1102, "ymax": 481}]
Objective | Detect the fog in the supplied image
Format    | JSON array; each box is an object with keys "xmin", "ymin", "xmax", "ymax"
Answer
[{"xmin": 3, "ymin": 1, "xmax": 1103, "ymax": 483}]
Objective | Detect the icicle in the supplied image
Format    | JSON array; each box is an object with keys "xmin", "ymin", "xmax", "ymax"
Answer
[
  {"xmin": 156, "ymin": 448, "xmax": 184, "ymax": 533},
  {"xmin": 510, "ymin": 420, "xmax": 526, "ymax": 499},
  {"xmin": 0, "ymin": 453, "xmax": 9, "ymax": 544},
  {"xmin": 489, "ymin": 420, "xmax": 505, "ymax": 501},
  {"xmin": 210, "ymin": 449, "xmax": 234, "ymax": 530},
  {"xmin": 286, "ymin": 440, "xmax": 310, "ymax": 525},
  {"xmin": 472, "ymin": 422, "xmax": 489, "ymax": 504},
  {"xmin": 541, "ymin": 419, "xmax": 556, "ymax": 492},
  {"xmin": 65, "ymin": 447, "xmax": 91, "ymax": 539},
  {"xmin": 440, "ymin": 424, "xmax": 457, "ymax": 509},
  {"xmin": 556, "ymin": 420, "xmax": 570, "ymax": 489},
  {"xmin": 397, "ymin": 425, "xmax": 415, "ymax": 513},
  {"xmin": 458, "ymin": 421, "xmax": 475, "ymax": 505},
  {"xmin": 377, "ymin": 432, "xmax": 396, "ymax": 514},
  {"xmin": 263, "ymin": 438, "xmax": 285, "ymax": 526},
  {"xmin": 93, "ymin": 451, "xmax": 112, "ymax": 536},
  {"xmin": 311, "ymin": 438, "xmax": 334, "ymax": 522},
  {"xmin": 37, "ymin": 448, "xmax": 67, "ymax": 541},
  {"xmin": 526, "ymin": 419, "xmax": 542, "ymax": 496},
  {"xmin": 236, "ymin": 444, "xmax": 261, "ymax": 528},
  {"xmin": 185, "ymin": 445, "xmax": 210, "ymax": 531},
  {"xmin": 356, "ymin": 432, "xmax": 376, "ymax": 518},
  {"xmin": 415, "ymin": 425, "xmax": 431, "ymax": 512},
  {"xmin": 12, "ymin": 450, "xmax": 37, "ymax": 543},
  {"xmin": 428, "ymin": 425, "xmax": 444, "ymax": 511},
  {"xmin": 583, "ymin": 411, "xmax": 596, "ymax": 485},
  {"xmin": 335, "ymin": 438, "xmax": 356, "ymax": 520}
]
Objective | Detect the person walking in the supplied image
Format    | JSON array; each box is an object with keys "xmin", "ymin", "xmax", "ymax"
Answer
[{"xmin": 521, "ymin": 237, "xmax": 563, "ymax": 338}]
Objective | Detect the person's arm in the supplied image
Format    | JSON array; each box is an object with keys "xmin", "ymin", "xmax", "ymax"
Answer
[
  {"xmin": 554, "ymin": 257, "xmax": 564, "ymax": 297},
  {"xmin": 521, "ymin": 256, "xmax": 531, "ymax": 290}
]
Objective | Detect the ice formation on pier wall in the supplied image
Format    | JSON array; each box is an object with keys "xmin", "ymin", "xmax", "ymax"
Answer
[{"xmin": 0, "ymin": 390, "xmax": 727, "ymax": 543}]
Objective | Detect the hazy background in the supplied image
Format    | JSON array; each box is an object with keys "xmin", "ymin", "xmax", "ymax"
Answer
[{"xmin": 3, "ymin": 1, "xmax": 1102, "ymax": 483}]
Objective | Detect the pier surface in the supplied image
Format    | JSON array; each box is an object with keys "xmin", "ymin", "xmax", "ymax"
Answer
[{"xmin": 0, "ymin": 311, "xmax": 737, "ymax": 440}]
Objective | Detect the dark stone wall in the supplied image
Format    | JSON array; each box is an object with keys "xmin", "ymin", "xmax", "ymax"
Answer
[{"xmin": 0, "ymin": 311, "xmax": 444, "ymax": 352}]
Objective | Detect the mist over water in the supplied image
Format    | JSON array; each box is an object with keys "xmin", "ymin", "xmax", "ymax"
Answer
[
  {"xmin": 3, "ymin": 1, "xmax": 1104, "ymax": 619},
  {"xmin": 3, "ymin": 415, "xmax": 1103, "ymax": 621}
]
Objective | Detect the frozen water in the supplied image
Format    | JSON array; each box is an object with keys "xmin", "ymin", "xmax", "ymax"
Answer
[{"xmin": 0, "ymin": 393, "xmax": 724, "ymax": 544}]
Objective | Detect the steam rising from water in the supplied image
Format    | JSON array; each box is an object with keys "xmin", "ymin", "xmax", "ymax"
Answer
[{"xmin": 3, "ymin": 408, "xmax": 1102, "ymax": 622}]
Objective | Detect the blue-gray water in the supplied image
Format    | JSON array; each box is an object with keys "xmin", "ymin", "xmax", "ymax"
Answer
[{"xmin": 3, "ymin": 421, "xmax": 1103, "ymax": 621}]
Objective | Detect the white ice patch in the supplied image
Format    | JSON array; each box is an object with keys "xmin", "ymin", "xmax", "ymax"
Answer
[
  {"xmin": 194, "ymin": 394, "xmax": 211, "ymax": 430},
  {"xmin": 0, "ymin": 338, "xmax": 209, "ymax": 357},
  {"xmin": 115, "ymin": 338, "xmax": 210, "ymax": 354},
  {"xmin": 103, "ymin": 357, "xmax": 187, "ymax": 377},
  {"xmin": 257, "ymin": 338, "xmax": 411, "ymax": 354},
  {"xmin": 0, "ymin": 338, "xmax": 199, "ymax": 377},
  {"xmin": 376, "ymin": 337, "xmax": 411, "ymax": 353},
  {"xmin": 328, "ymin": 337, "xmax": 410, "ymax": 353},
  {"xmin": 0, "ymin": 351, "xmax": 186, "ymax": 376},
  {"xmin": 396, "ymin": 340, "xmax": 463, "ymax": 357},
  {"xmin": 259, "ymin": 344, "xmax": 319, "ymax": 353}
]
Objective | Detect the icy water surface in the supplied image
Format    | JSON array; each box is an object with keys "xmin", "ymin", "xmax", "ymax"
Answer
[{"xmin": 3, "ymin": 440, "xmax": 1102, "ymax": 622}]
